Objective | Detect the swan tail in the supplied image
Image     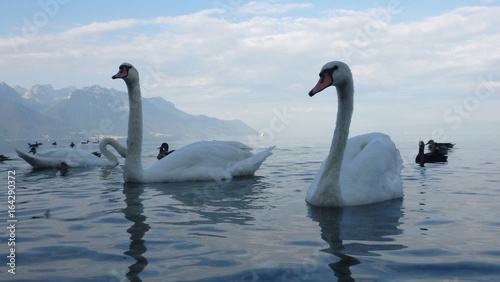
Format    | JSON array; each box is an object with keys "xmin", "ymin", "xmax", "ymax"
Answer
[
  {"xmin": 16, "ymin": 149, "xmax": 60, "ymax": 168},
  {"xmin": 229, "ymin": 145, "xmax": 275, "ymax": 177}
]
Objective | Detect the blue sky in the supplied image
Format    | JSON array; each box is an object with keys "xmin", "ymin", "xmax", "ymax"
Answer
[
  {"xmin": 1, "ymin": 0, "xmax": 499, "ymax": 141},
  {"xmin": 2, "ymin": 0, "xmax": 493, "ymax": 31}
]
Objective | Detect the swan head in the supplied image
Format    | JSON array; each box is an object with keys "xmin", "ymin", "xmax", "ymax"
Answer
[
  {"xmin": 112, "ymin": 62, "xmax": 139, "ymax": 83},
  {"xmin": 309, "ymin": 61, "xmax": 352, "ymax": 97}
]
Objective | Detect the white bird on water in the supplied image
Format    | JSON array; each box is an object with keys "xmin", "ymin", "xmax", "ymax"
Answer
[
  {"xmin": 306, "ymin": 61, "xmax": 403, "ymax": 207},
  {"xmin": 16, "ymin": 138, "xmax": 126, "ymax": 168},
  {"xmin": 112, "ymin": 62, "xmax": 274, "ymax": 183}
]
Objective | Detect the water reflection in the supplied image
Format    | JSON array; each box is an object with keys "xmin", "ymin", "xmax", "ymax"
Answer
[
  {"xmin": 20, "ymin": 165, "xmax": 118, "ymax": 181},
  {"xmin": 147, "ymin": 177, "xmax": 270, "ymax": 225},
  {"xmin": 308, "ymin": 199, "xmax": 406, "ymax": 281},
  {"xmin": 123, "ymin": 183, "xmax": 150, "ymax": 281},
  {"xmin": 120, "ymin": 177, "xmax": 270, "ymax": 280}
]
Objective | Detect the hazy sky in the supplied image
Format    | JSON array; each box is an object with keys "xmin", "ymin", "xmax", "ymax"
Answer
[{"xmin": 1, "ymin": 0, "xmax": 499, "ymax": 141}]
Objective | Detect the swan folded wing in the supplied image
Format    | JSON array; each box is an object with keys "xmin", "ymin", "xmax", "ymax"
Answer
[
  {"xmin": 16, "ymin": 148, "xmax": 110, "ymax": 168},
  {"xmin": 143, "ymin": 142, "xmax": 257, "ymax": 182},
  {"xmin": 193, "ymin": 140, "xmax": 253, "ymax": 151},
  {"xmin": 340, "ymin": 134, "xmax": 403, "ymax": 205},
  {"xmin": 47, "ymin": 148, "xmax": 110, "ymax": 167},
  {"xmin": 229, "ymin": 146, "xmax": 275, "ymax": 177},
  {"xmin": 16, "ymin": 149, "xmax": 63, "ymax": 168}
]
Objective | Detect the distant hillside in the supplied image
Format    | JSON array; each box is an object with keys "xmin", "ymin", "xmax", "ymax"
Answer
[
  {"xmin": 0, "ymin": 101, "xmax": 64, "ymax": 138},
  {"xmin": 0, "ymin": 82, "xmax": 256, "ymax": 139}
]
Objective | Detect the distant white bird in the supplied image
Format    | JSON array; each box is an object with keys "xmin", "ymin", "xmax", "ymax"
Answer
[
  {"xmin": 306, "ymin": 61, "xmax": 403, "ymax": 207},
  {"xmin": 16, "ymin": 138, "xmax": 126, "ymax": 168},
  {"xmin": 112, "ymin": 62, "xmax": 274, "ymax": 183}
]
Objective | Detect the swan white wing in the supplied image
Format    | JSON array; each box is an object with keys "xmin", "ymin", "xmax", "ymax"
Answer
[
  {"xmin": 207, "ymin": 140, "xmax": 253, "ymax": 151},
  {"xmin": 144, "ymin": 142, "xmax": 251, "ymax": 182},
  {"xmin": 143, "ymin": 142, "xmax": 273, "ymax": 182},
  {"xmin": 340, "ymin": 133, "xmax": 404, "ymax": 206},
  {"xmin": 229, "ymin": 145, "xmax": 275, "ymax": 177},
  {"xmin": 33, "ymin": 148, "xmax": 74, "ymax": 159},
  {"xmin": 16, "ymin": 148, "xmax": 112, "ymax": 168},
  {"xmin": 16, "ymin": 149, "xmax": 64, "ymax": 168}
]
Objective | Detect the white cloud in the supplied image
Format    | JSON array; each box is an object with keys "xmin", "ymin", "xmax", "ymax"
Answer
[
  {"xmin": 61, "ymin": 19, "xmax": 140, "ymax": 37},
  {"xmin": 238, "ymin": 1, "xmax": 313, "ymax": 15},
  {"xmin": 0, "ymin": 5, "xmax": 499, "ymax": 138}
]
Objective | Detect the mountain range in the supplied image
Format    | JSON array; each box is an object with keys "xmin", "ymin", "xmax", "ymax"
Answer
[{"xmin": 0, "ymin": 82, "xmax": 256, "ymax": 139}]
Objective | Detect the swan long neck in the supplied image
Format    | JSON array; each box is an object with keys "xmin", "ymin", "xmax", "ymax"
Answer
[
  {"xmin": 99, "ymin": 138, "xmax": 126, "ymax": 164},
  {"xmin": 124, "ymin": 80, "xmax": 144, "ymax": 182},
  {"xmin": 318, "ymin": 80, "xmax": 354, "ymax": 206}
]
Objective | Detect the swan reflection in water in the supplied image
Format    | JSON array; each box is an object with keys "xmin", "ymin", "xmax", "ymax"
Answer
[
  {"xmin": 120, "ymin": 178, "xmax": 270, "ymax": 280},
  {"xmin": 153, "ymin": 177, "xmax": 270, "ymax": 225},
  {"xmin": 308, "ymin": 198, "xmax": 406, "ymax": 281},
  {"xmin": 122, "ymin": 183, "xmax": 150, "ymax": 281}
]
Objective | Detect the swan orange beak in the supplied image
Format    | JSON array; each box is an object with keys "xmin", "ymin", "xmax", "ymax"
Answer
[
  {"xmin": 309, "ymin": 73, "xmax": 333, "ymax": 97},
  {"xmin": 112, "ymin": 66, "xmax": 129, "ymax": 79}
]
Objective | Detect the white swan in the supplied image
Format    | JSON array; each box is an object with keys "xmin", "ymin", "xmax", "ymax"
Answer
[
  {"xmin": 306, "ymin": 61, "xmax": 403, "ymax": 207},
  {"xmin": 16, "ymin": 137, "xmax": 126, "ymax": 168},
  {"xmin": 112, "ymin": 62, "xmax": 274, "ymax": 183}
]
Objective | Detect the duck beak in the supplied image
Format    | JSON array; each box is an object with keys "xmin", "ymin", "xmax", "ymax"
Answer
[
  {"xmin": 112, "ymin": 66, "xmax": 129, "ymax": 79},
  {"xmin": 309, "ymin": 73, "xmax": 333, "ymax": 97}
]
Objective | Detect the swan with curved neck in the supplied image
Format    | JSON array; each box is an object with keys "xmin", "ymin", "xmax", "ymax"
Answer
[
  {"xmin": 16, "ymin": 138, "xmax": 126, "ymax": 168},
  {"xmin": 112, "ymin": 62, "xmax": 274, "ymax": 183},
  {"xmin": 306, "ymin": 61, "xmax": 403, "ymax": 207},
  {"xmin": 99, "ymin": 137, "xmax": 127, "ymax": 163}
]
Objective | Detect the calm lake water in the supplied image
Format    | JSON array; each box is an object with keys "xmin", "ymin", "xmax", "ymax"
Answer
[{"xmin": 1, "ymin": 134, "xmax": 499, "ymax": 281}]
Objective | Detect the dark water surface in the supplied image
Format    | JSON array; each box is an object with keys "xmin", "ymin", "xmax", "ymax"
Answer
[{"xmin": 1, "ymin": 136, "xmax": 499, "ymax": 281}]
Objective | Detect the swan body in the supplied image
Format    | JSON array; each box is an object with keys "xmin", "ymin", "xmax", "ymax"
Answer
[
  {"xmin": 16, "ymin": 137, "xmax": 126, "ymax": 168},
  {"xmin": 142, "ymin": 140, "xmax": 273, "ymax": 182},
  {"xmin": 306, "ymin": 61, "xmax": 403, "ymax": 207},
  {"xmin": 112, "ymin": 62, "xmax": 274, "ymax": 183}
]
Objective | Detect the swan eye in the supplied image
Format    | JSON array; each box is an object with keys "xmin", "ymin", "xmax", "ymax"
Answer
[
  {"xmin": 320, "ymin": 65, "xmax": 339, "ymax": 78},
  {"xmin": 119, "ymin": 64, "xmax": 132, "ymax": 70}
]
